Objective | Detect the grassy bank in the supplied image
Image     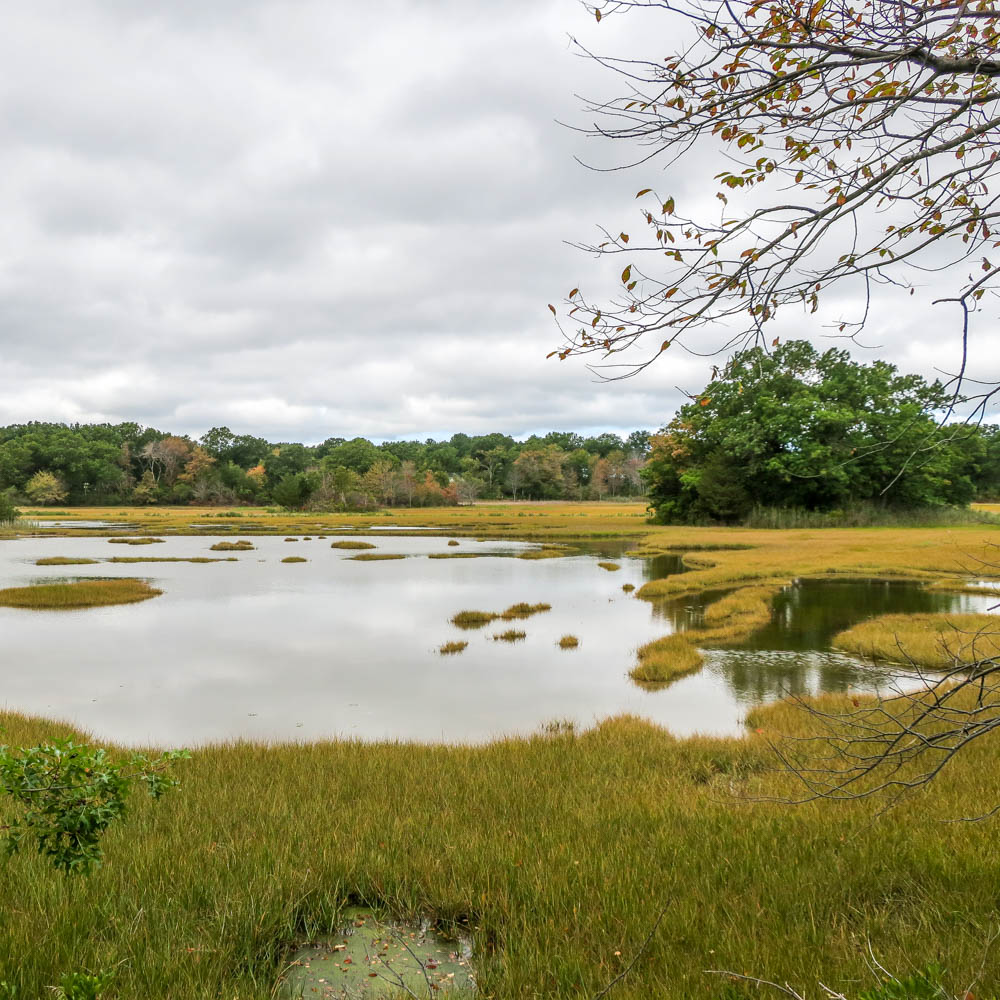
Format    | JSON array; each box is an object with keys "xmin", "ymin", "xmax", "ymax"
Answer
[{"xmin": 0, "ymin": 706, "xmax": 998, "ymax": 998}]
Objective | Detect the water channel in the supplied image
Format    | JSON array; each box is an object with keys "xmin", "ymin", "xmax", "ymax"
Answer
[{"xmin": 0, "ymin": 534, "xmax": 993, "ymax": 746}]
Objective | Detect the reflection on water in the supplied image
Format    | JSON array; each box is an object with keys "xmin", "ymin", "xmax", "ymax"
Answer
[{"xmin": 0, "ymin": 535, "xmax": 993, "ymax": 746}]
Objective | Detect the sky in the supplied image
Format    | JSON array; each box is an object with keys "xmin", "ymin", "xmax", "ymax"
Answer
[{"xmin": 1, "ymin": 0, "xmax": 996, "ymax": 444}]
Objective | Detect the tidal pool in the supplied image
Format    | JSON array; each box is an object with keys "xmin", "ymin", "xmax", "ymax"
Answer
[{"xmin": 0, "ymin": 535, "xmax": 993, "ymax": 746}]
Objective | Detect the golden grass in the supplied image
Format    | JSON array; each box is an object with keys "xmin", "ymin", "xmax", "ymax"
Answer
[
  {"xmin": 209, "ymin": 541, "xmax": 255, "ymax": 551},
  {"xmin": 630, "ymin": 634, "xmax": 704, "ymax": 684},
  {"xmin": 693, "ymin": 586, "xmax": 780, "ymax": 647},
  {"xmin": 622, "ymin": 583, "xmax": 635, "ymax": 593},
  {"xmin": 107, "ymin": 537, "xmax": 165, "ymax": 545},
  {"xmin": 448, "ymin": 539, "xmax": 460, "ymax": 546},
  {"xmin": 493, "ymin": 629, "xmax": 527, "ymax": 642},
  {"xmin": 348, "ymin": 553, "xmax": 406, "ymax": 561},
  {"xmin": 558, "ymin": 635, "xmax": 580, "ymax": 649},
  {"xmin": 517, "ymin": 548, "xmax": 568, "ymax": 560},
  {"xmin": 35, "ymin": 557, "xmax": 98, "ymax": 566},
  {"xmin": 597, "ymin": 561, "xmax": 621, "ymax": 572},
  {"xmin": 107, "ymin": 557, "xmax": 236, "ymax": 564},
  {"xmin": 283, "ymin": 537, "xmax": 299, "ymax": 542},
  {"xmin": 0, "ymin": 578, "xmax": 161, "ymax": 609},
  {"xmin": 427, "ymin": 552, "xmax": 482, "ymax": 559},
  {"xmin": 281, "ymin": 556, "xmax": 308, "ymax": 564},
  {"xmin": 450, "ymin": 610, "xmax": 499, "ymax": 629},
  {"xmin": 330, "ymin": 540, "xmax": 377, "ymax": 550},
  {"xmin": 438, "ymin": 640, "xmax": 468, "ymax": 655},
  {"xmin": 500, "ymin": 602, "xmax": 552, "ymax": 620},
  {"xmin": 833, "ymin": 613, "xmax": 1000, "ymax": 668}
]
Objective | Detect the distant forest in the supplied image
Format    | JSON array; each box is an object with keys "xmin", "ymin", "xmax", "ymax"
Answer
[{"xmin": 0, "ymin": 423, "xmax": 651, "ymax": 509}]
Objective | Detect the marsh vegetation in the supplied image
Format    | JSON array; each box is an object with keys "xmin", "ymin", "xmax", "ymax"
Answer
[{"xmin": 0, "ymin": 578, "xmax": 161, "ymax": 609}]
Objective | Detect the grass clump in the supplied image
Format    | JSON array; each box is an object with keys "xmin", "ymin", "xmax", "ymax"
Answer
[
  {"xmin": 500, "ymin": 602, "xmax": 552, "ymax": 620},
  {"xmin": 622, "ymin": 583, "xmax": 635, "ymax": 593},
  {"xmin": 518, "ymin": 548, "xmax": 566, "ymax": 560},
  {"xmin": 283, "ymin": 537, "xmax": 299, "ymax": 542},
  {"xmin": 0, "ymin": 578, "xmax": 161, "ymax": 610},
  {"xmin": 448, "ymin": 539, "xmax": 460, "ymax": 546},
  {"xmin": 107, "ymin": 536, "xmax": 165, "ymax": 545},
  {"xmin": 833, "ymin": 613, "xmax": 1000, "ymax": 668},
  {"xmin": 108, "ymin": 557, "xmax": 236, "ymax": 564},
  {"xmin": 35, "ymin": 557, "xmax": 98, "ymax": 566},
  {"xmin": 330, "ymin": 540, "xmax": 377, "ymax": 550},
  {"xmin": 630, "ymin": 634, "xmax": 704, "ymax": 685},
  {"xmin": 438, "ymin": 640, "xmax": 469, "ymax": 655},
  {"xmin": 428, "ymin": 552, "xmax": 482, "ymax": 559},
  {"xmin": 493, "ymin": 629, "xmax": 527, "ymax": 642},
  {"xmin": 597, "ymin": 561, "xmax": 621, "ymax": 572},
  {"xmin": 348, "ymin": 553, "xmax": 406, "ymax": 561},
  {"xmin": 210, "ymin": 540, "xmax": 255, "ymax": 551},
  {"xmin": 558, "ymin": 635, "xmax": 580, "ymax": 649},
  {"xmin": 694, "ymin": 586, "xmax": 779, "ymax": 646},
  {"xmin": 281, "ymin": 556, "xmax": 308, "ymax": 564},
  {"xmin": 450, "ymin": 610, "xmax": 499, "ymax": 629}
]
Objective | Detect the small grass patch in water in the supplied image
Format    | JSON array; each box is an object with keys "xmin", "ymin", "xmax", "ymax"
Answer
[
  {"xmin": 622, "ymin": 583, "xmax": 635, "ymax": 593},
  {"xmin": 281, "ymin": 556, "xmax": 308, "ymax": 564},
  {"xmin": 694, "ymin": 585, "xmax": 780, "ymax": 646},
  {"xmin": 349, "ymin": 553, "xmax": 406, "ymax": 561},
  {"xmin": 517, "ymin": 548, "xmax": 566, "ymax": 560},
  {"xmin": 439, "ymin": 640, "xmax": 469, "ymax": 655},
  {"xmin": 0, "ymin": 578, "xmax": 161, "ymax": 610},
  {"xmin": 493, "ymin": 629, "xmax": 527, "ymax": 642},
  {"xmin": 330, "ymin": 540, "xmax": 377, "ymax": 550},
  {"xmin": 107, "ymin": 536, "xmax": 165, "ymax": 545},
  {"xmin": 448, "ymin": 539, "xmax": 460, "ymax": 546},
  {"xmin": 283, "ymin": 537, "xmax": 299, "ymax": 542},
  {"xmin": 630, "ymin": 634, "xmax": 703, "ymax": 685},
  {"xmin": 558, "ymin": 635, "xmax": 580, "ymax": 649},
  {"xmin": 451, "ymin": 610, "xmax": 499, "ymax": 629},
  {"xmin": 210, "ymin": 540, "xmax": 255, "ymax": 551},
  {"xmin": 34, "ymin": 557, "xmax": 98, "ymax": 566},
  {"xmin": 428, "ymin": 552, "xmax": 482, "ymax": 559},
  {"xmin": 499, "ymin": 602, "xmax": 551, "ymax": 620},
  {"xmin": 108, "ymin": 556, "xmax": 236, "ymax": 564},
  {"xmin": 597, "ymin": 561, "xmax": 621, "ymax": 572}
]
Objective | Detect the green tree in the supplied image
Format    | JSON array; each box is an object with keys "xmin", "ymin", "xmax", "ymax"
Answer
[
  {"xmin": 644, "ymin": 341, "xmax": 980, "ymax": 523},
  {"xmin": 0, "ymin": 490, "xmax": 19, "ymax": 526}
]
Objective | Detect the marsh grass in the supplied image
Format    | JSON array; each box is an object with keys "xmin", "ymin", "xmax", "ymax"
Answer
[
  {"xmin": 448, "ymin": 539, "xmax": 460, "ymax": 546},
  {"xmin": 438, "ymin": 641, "xmax": 469, "ymax": 655},
  {"xmin": 597, "ymin": 562, "xmax": 621, "ymax": 572},
  {"xmin": 107, "ymin": 557, "xmax": 237, "ymax": 564},
  {"xmin": 0, "ymin": 578, "xmax": 161, "ymax": 609},
  {"xmin": 348, "ymin": 553, "xmax": 406, "ymax": 561},
  {"xmin": 500, "ymin": 602, "xmax": 551, "ymax": 621},
  {"xmin": 210, "ymin": 541, "xmax": 255, "ymax": 551},
  {"xmin": 107, "ymin": 537, "xmax": 164, "ymax": 545},
  {"xmin": 693, "ymin": 586, "xmax": 781, "ymax": 646},
  {"xmin": 517, "ymin": 548, "xmax": 566, "ymax": 560},
  {"xmin": 281, "ymin": 557, "xmax": 308, "ymax": 564},
  {"xmin": 427, "ymin": 552, "xmax": 482, "ymax": 559},
  {"xmin": 450, "ymin": 610, "xmax": 499, "ymax": 629},
  {"xmin": 283, "ymin": 538, "xmax": 299, "ymax": 542},
  {"xmin": 1, "ymin": 699, "xmax": 1000, "ymax": 997},
  {"xmin": 330, "ymin": 541, "xmax": 377, "ymax": 550},
  {"xmin": 622, "ymin": 583, "xmax": 635, "ymax": 593},
  {"xmin": 630, "ymin": 634, "xmax": 704, "ymax": 684},
  {"xmin": 493, "ymin": 629, "xmax": 527, "ymax": 642},
  {"xmin": 34, "ymin": 557, "xmax": 98, "ymax": 566},
  {"xmin": 833, "ymin": 613, "xmax": 1000, "ymax": 668},
  {"xmin": 558, "ymin": 635, "xmax": 579, "ymax": 649}
]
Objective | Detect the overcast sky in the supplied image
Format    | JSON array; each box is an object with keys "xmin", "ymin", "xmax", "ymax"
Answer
[{"xmin": 1, "ymin": 1, "xmax": 995, "ymax": 444}]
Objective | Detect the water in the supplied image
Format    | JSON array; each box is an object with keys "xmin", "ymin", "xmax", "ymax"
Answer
[{"xmin": 0, "ymin": 535, "xmax": 992, "ymax": 746}]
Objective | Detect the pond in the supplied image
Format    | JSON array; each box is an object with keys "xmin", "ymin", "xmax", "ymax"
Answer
[{"xmin": 0, "ymin": 535, "xmax": 993, "ymax": 746}]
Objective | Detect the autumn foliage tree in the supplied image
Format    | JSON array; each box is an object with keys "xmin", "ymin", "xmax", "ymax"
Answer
[{"xmin": 553, "ymin": 0, "xmax": 1000, "ymax": 412}]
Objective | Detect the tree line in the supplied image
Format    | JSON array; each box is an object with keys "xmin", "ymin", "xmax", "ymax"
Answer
[{"xmin": 0, "ymin": 423, "xmax": 650, "ymax": 509}]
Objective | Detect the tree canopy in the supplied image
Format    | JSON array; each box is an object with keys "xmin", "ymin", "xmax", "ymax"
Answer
[
  {"xmin": 643, "ymin": 340, "xmax": 982, "ymax": 522},
  {"xmin": 552, "ymin": 0, "xmax": 1000, "ymax": 414}
]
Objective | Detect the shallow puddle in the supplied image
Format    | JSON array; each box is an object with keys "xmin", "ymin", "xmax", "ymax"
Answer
[{"xmin": 279, "ymin": 908, "xmax": 473, "ymax": 999}]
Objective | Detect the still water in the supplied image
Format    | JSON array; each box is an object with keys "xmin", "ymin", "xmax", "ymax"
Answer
[{"xmin": 0, "ymin": 535, "xmax": 993, "ymax": 746}]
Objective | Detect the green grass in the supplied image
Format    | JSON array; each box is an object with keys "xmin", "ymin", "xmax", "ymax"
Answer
[
  {"xmin": 330, "ymin": 541, "xmax": 377, "ymax": 550},
  {"xmin": 438, "ymin": 640, "xmax": 469, "ymax": 655},
  {"xmin": 597, "ymin": 561, "xmax": 621, "ymax": 572},
  {"xmin": 210, "ymin": 541, "xmax": 256, "ymax": 551},
  {"xmin": 107, "ymin": 537, "xmax": 165, "ymax": 545},
  {"xmin": 0, "ymin": 705, "xmax": 999, "ymax": 998},
  {"xmin": 557, "ymin": 635, "xmax": 580, "ymax": 649},
  {"xmin": 629, "ymin": 634, "xmax": 704, "ymax": 685},
  {"xmin": 281, "ymin": 557, "xmax": 308, "ymax": 564},
  {"xmin": 493, "ymin": 629, "xmax": 527, "ymax": 642},
  {"xmin": 347, "ymin": 553, "xmax": 406, "ymax": 561},
  {"xmin": 34, "ymin": 557, "xmax": 98, "ymax": 566},
  {"xmin": 500, "ymin": 602, "xmax": 552, "ymax": 620},
  {"xmin": 0, "ymin": 579, "xmax": 161, "ymax": 609}
]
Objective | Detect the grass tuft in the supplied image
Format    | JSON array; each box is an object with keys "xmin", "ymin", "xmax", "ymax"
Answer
[
  {"xmin": 630, "ymin": 634, "xmax": 704, "ymax": 685},
  {"xmin": 348, "ymin": 553, "xmax": 406, "ymax": 561},
  {"xmin": 500, "ymin": 602, "xmax": 552, "ymax": 620},
  {"xmin": 0, "ymin": 578, "xmax": 161, "ymax": 610},
  {"xmin": 438, "ymin": 640, "xmax": 469, "ymax": 655},
  {"xmin": 108, "ymin": 557, "xmax": 236, "ymax": 563},
  {"xmin": 448, "ymin": 539, "xmax": 460, "ymax": 546},
  {"xmin": 450, "ymin": 610, "xmax": 499, "ymax": 629},
  {"xmin": 330, "ymin": 540, "xmax": 377, "ymax": 550},
  {"xmin": 493, "ymin": 629, "xmax": 527, "ymax": 642},
  {"xmin": 598, "ymin": 562, "xmax": 621, "ymax": 572},
  {"xmin": 622, "ymin": 583, "xmax": 635, "ymax": 593},
  {"xmin": 281, "ymin": 556, "xmax": 308, "ymax": 564},
  {"xmin": 428, "ymin": 552, "xmax": 482, "ymax": 559},
  {"xmin": 107, "ymin": 537, "xmax": 165, "ymax": 545},
  {"xmin": 517, "ymin": 548, "xmax": 567, "ymax": 560},
  {"xmin": 210, "ymin": 541, "xmax": 256, "ymax": 551},
  {"xmin": 558, "ymin": 635, "xmax": 580, "ymax": 649},
  {"xmin": 35, "ymin": 557, "xmax": 98, "ymax": 566}
]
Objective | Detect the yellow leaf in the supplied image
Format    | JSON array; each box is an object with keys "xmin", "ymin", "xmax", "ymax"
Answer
[{"xmin": 635, "ymin": 188, "xmax": 652, "ymax": 198}]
